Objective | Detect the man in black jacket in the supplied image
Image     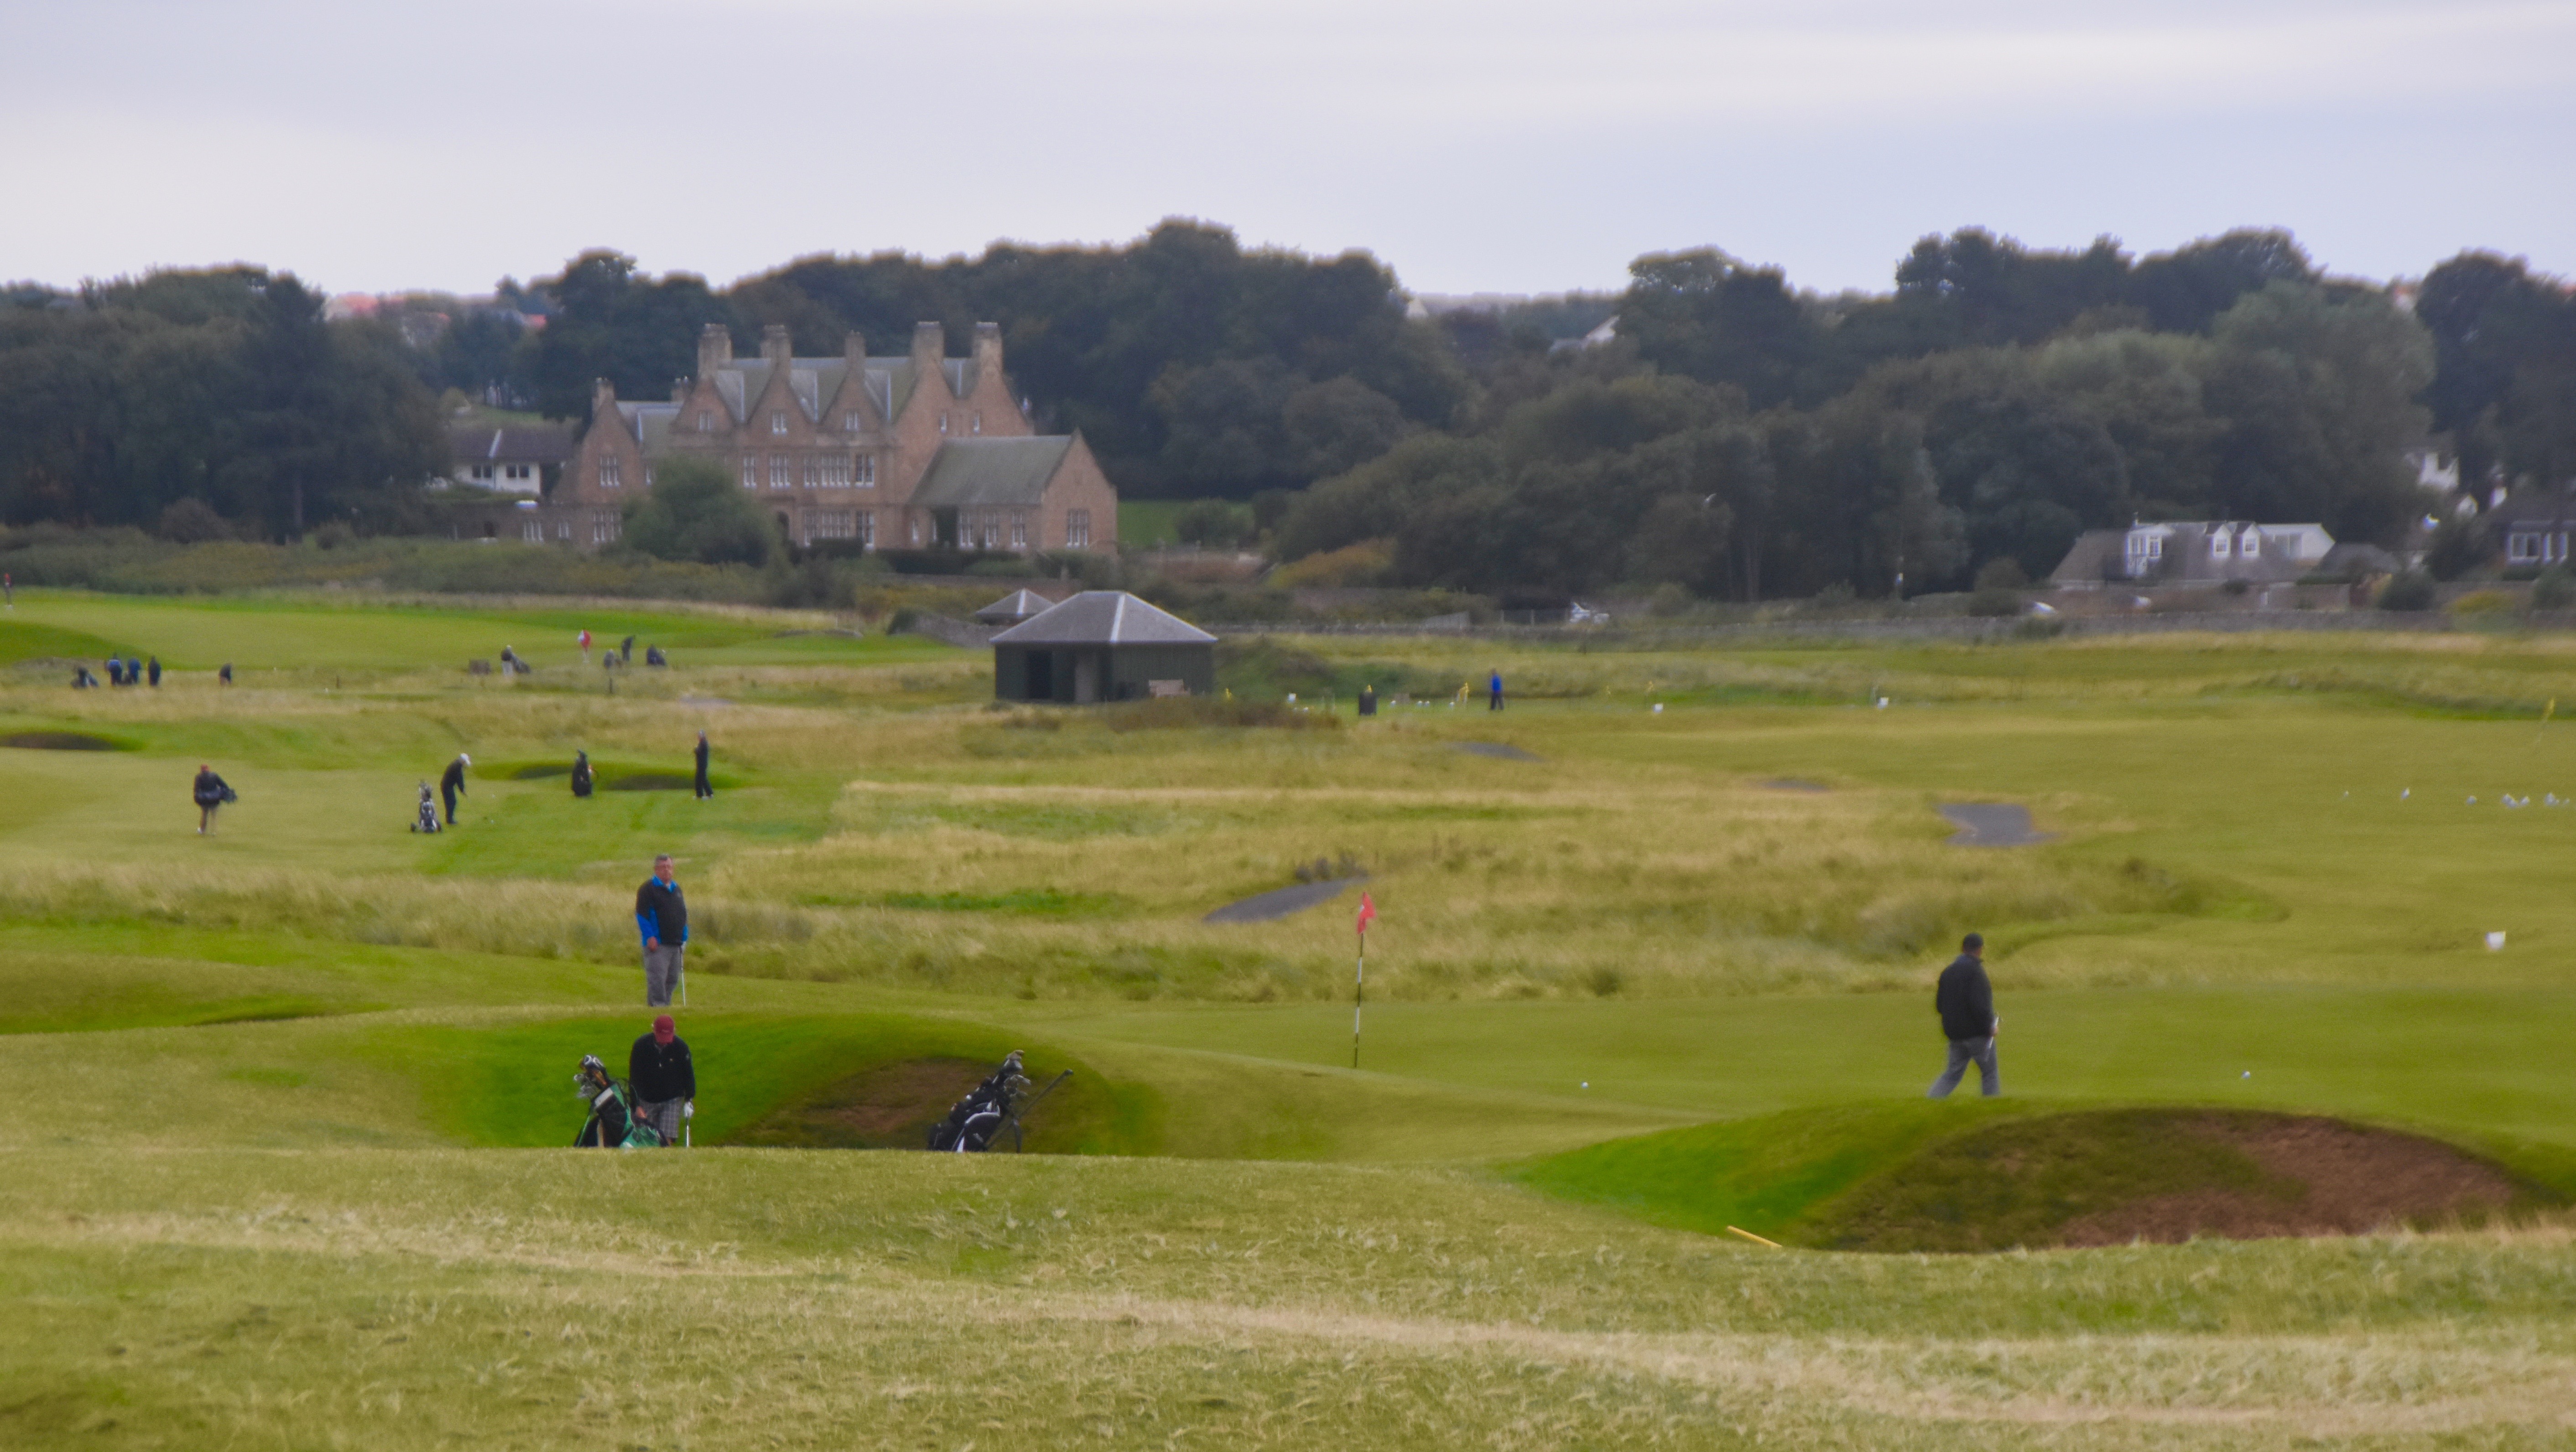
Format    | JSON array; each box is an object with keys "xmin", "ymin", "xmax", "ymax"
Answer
[
  {"xmin": 1928, "ymin": 932, "xmax": 2000, "ymax": 1098},
  {"xmin": 629, "ymin": 1014, "xmax": 695, "ymax": 1146},
  {"xmin": 439, "ymin": 753, "xmax": 470, "ymax": 826},
  {"xmin": 692, "ymin": 732, "xmax": 713, "ymax": 800}
]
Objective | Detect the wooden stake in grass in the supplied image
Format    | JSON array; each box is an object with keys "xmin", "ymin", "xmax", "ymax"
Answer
[
  {"xmin": 2538, "ymin": 698, "xmax": 2556, "ymax": 748},
  {"xmin": 1352, "ymin": 891, "xmax": 1376, "ymax": 1069},
  {"xmin": 1725, "ymin": 1225, "xmax": 1783, "ymax": 1250}
]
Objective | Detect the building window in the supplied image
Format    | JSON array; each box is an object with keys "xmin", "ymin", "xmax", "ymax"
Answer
[
  {"xmin": 556, "ymin": 521, "xmax": 572, "ymax": 541},
  {"xmin": 802, "ymin": 456, "xmax": 821, "ymax": 488},
  {"xmin": 598, "ymin": 455, "xmax": 621, "ymax": 489},
  {"xmin": 856, "ymin": 455, "xmax": 876, "ymax": 487},
  {"xmin": 770, "ymin": 410, "xmax": 788, "ymax": 435},
  {"xmin": 469, "ymin": 464, "xmax": 493, "ymax": 482},
  {"xmin": 1067, "ymin": 508, "xmax": 1091, "ymax": 549},
  {"xmin": 820, "ymin": 455, "xmax": 847, "ymax": 488},
  {"xmin": 699, "ymin": 410, "xmax": 713, "ymax": 432},
  {"xmin": 1010, "ymin": 513, "xmax": 1027, "ymax": 550},
  {"xmin": 983, "ymin": 515, "xmax": 1000, "ymax": 549},
  {"xmin": 856, "ymin": 510, "xmax": 875, "ymax": 547},
  {"xmin": 812, "ymin": 511, "xmax": 855, "ymax": 539},
  {"xmin": 971, "ymin": 411, "xmax": 982, "ymax": 435},
  {"xmin": 909, "ymin": 515, "xmax": 923, "ymax": 545},
  {"xmin": 644, "ymin": 464, "xmax": 655, "ymax": 488},
  {"xmin": 741, "ymin": 456, "xmax": 758, "ymax": 489},
  {"xmin": 939, "ymin": 414, "xmax": 949, "ymax": 435},
  {"xmin": 2243, "ymin": 532, "xmax": 2260, "ymax": 557},
  {"xmin": 770, "ymin": 454, "xmax": 791, "ymax": 488},
  {"xmin": 844, "ymin": 411, "xmax": 864, "ymax": 431},
  {"xmin": 592, "ymin": 509, "xmax": 619, "ymax": 545},
  {"xmin": 504, "ymin": 464, "xmax": 531, "ymax": 482},
  {"xmin": 522, "ymin": 520, "xmax": 544, "ymax": 543},
  {"xmin": 2211, "ymin": 532, "xmax": 2231, "ymax": 559}
]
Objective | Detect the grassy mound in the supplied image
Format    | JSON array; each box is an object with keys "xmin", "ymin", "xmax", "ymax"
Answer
[{"xmin": 1516, "ymin": 1104, "xmax": 2573, "ymax": 1252}]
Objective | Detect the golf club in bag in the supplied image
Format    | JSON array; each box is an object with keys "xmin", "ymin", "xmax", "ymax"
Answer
[
  {"xmin": 572, "ymin": 1054, "xmax": 663, "ymax": 1149},
  {"xmin": 927, "ymin": 1052, "xmax": 1069, "ymax": 1153}
]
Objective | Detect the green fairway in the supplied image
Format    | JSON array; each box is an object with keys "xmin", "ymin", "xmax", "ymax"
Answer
[{"xmin": 7, "ymin": 594, "xmax": 2576, "ymax": 1447}]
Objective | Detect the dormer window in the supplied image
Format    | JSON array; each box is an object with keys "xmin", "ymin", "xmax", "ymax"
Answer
[
  {"xmin": 2211, "ymin": 532, "xmax": 2232, "ymax": 559},
  {"xmin": 844, "ymin": 411, "xmax": 863, "ymax": 431},
  {"xmin": 698, "ymin": 410, "xmax": 713, "ymax": 432},
  {"xmin": 2242, "ymin": 531, "xmax": 2260, "ymax": 558},
  {"xmin": 770, "ymin": 411, "xmax": 788, "ymax": 435}
]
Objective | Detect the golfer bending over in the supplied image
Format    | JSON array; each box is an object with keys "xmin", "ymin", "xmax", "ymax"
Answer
[
  {"xmin": 636, "ymin": 853, "xmax": 688, "ymax": 1008},
  {"xmin": 1927, "ymin": 932, "xmax": 2000, "ymax": 1098},
  {"xmin": 630, "ymin": 1013, "xmax": 695, "ymax": 1146}
]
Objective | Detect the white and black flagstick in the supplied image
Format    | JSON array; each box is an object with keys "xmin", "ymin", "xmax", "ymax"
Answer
[{"xmin": 1352, "ymin": 936, "xmax": 1365, "ymax": 1069}]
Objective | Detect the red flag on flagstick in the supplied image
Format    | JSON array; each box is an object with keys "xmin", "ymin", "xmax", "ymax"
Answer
[{"xmin": 1356, "ymin": 892, "xmax": 1376, "ymax": 937}]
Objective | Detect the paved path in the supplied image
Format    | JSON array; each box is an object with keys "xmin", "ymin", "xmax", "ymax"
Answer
[
  {"xmin": 1939, "ymin": 803, "xmax": 2054, "ymax": 847},
  {"xmin": 1453, "ymin": 742, "xmax": 1542, "ymax": 762},
  {"xmin": 1203, "ymin": 876, "xmax": 1367, "ymax": 924}
]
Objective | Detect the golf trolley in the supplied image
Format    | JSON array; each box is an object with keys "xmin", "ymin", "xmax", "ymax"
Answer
[
  {"xmin": 409, "ymin": 782, "xmax": 441, "ymax": 833},
  {"xmin": 927, "ymin": 1051, "xmax": 1070, "ymax": 1153},
  {"xmin": 572, "ymin": 1054, "xmax": 662, "ymax": 1149}
]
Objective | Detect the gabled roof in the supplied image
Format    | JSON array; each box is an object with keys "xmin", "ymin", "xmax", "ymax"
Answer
[
  {"xmin": 990, "ymin": 591, "xmax": 1218, "ymax": 646},
  {"xmin": 911, "ymin": 437, "xmax": 1075, "ymax": 508},
  {"xmin": 448, "ymin": 424, "xmax": 575, "ymax": 465},
  {"xmin": 703, "ymin": 355, "xmax": 933, "ymax": 425},
  {"xmin": 974, "ymin": 588, "xmax": 1057, "ymax": 623}
]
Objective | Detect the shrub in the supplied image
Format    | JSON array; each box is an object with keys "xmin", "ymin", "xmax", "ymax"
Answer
[
  {"xmin": 1965, "ymin": 587, "xmax": 2021, "ymax": 618},
  {"xmin": 156, "ymin": 498, "xmax": 233, "ymax": 543},
  {"xmin": 2533, "ymin": 568, "xmax": 2576, "ymax": 610},
  {"xmin": 1269, "ymin": 539, "xmax": 1395, "ymax": 589},
  {"xmin": 2377, "ymin": 570, "xmax": 2437, "ymax": 611},
  {"xmin": 619, "ymin": 456, "xmax": 776, "ymax": 566},
  {"xmin": 1973, "ymin": 557, "xmax": 2029, "ymax": 591},
  {"xmin": 2451, "ymin": 589, "xmax": 2516, "ymax": 616}
]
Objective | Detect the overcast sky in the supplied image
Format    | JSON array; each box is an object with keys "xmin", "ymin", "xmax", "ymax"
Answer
[{"xmin": 5, "ymin": 0, "xmax": 2569, "ymax": 300}]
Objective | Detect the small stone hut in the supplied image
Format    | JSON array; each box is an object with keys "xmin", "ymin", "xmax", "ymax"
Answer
[
  {"xmin": 973, "ymin": 589, "xmax": 1056, "ymax": 627},
  {"xmin": 990, "ymin": 591, "xmax": 1217, "ymax": 704}
]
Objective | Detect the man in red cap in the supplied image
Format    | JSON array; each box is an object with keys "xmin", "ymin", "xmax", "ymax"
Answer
[{"xmin": 629, "ymin": 1014, "xmax": 695, "ymax": 1146}]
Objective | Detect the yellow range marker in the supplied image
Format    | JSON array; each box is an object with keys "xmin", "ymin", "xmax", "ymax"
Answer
[{"xmin": 1725, "ymin": 1225, "xmax": 1783, "ymax": 1250}]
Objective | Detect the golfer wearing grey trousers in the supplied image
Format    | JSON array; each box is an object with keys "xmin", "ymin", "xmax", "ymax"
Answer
[
  {"xmin": 635, "ymin": 854, "xmax": 688, "ymax": 1008},
  {"xmin": 1928, "ymin": 933, "xmax": 2000, "ymax": 1097}
]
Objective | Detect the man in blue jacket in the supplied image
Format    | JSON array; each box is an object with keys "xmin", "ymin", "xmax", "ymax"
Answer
[
  {"xmin": 636, "ymin": 853, "xmax": 688, "ymax": 1008},
  {"xmin": 1928, "ymin": 932, "xmax": 2000, "ymax": 1097}
]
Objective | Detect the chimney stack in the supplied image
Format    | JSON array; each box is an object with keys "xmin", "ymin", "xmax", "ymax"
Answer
[
  {"xmin": 761, "ymin": 323, "xmax": 792, "ymax": 368},
  {"xmin": 972, "ymin": 321, "xmax": 1003, "ymax": 383},
  {"xmin": 843, "ymin": 330, "xmax": 867, "ymax": 378},
  {"xmin": 671, "ymin": 378, "xmax": 688, "ymax": 404},
  {"xmin": 911, "ymin": 321, "xmax": 945, "ymax": 379},
  {"xmin": 592, "ymin": 377, "xmax": 617, "ymax": 416},
  {"xmin": 696, "ymin": 323, "xmax": 732, "ymax": 377}
]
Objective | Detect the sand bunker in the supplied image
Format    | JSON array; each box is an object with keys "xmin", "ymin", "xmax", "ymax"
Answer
[
  {"xmin": 1204, "ymin": 876, "xmax": 1365, "ymax": 923},
  {"xmin": 1454, "ymin": 742, "xmax": 1542, "ymax": 762},
  {"xmin": 4, "ymin": 731, "xmax": 120, "ymax": 751},
  {"xmin": 727, "ymin": 1057, "xmax": 990, "ymax": 1150},
  {"xmin": 1939, "ymin": 802, "xmax": 2054, "ymax": 846}
]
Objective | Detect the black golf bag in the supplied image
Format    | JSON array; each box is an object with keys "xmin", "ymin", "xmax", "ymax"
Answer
[
  {"xmin": 410, "ymin": 783, "xmax": 441, "ymax": 833},
  {"xmin": 929, "ymin": 1052, "xmax": 1033, "ymax": 1153},
  {"xmin": 573, "ymin": 1054, "xmax": 661, "ymax": 1149}
]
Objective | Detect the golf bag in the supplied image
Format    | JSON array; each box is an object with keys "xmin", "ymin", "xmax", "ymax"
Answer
[
  {"xmin": 410, "ymin": 783, "xmax": 442, "ymax": 833},
  {"xmin": 572, "ymin": 1054, "xmax": 662, "ymax": 1149},
  {"xmin": 925, "ymin": 1052, "xmax": 1072, "ymax": 1153}
]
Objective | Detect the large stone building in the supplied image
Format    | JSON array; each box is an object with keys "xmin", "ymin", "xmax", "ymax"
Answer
[{"xmin": 528, "ymin": 322, "xmax": 1114, "ymax": 553}]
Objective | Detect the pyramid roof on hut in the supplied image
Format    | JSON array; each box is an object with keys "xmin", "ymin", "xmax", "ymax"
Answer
[
  {"xmin": 973, "ymin": 589, "xmax": 1057, "ymax": 625},
  {"xmin": 989, "ymin": 591, "xmax": 1218, "ymax": 647}
]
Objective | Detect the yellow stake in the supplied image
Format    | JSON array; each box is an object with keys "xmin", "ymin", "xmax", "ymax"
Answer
[{"xmin": 1725, "ymin": 1225, "xmax": 1782, "ymax": 1250}]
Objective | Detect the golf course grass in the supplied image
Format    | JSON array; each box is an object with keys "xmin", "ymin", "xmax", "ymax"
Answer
[{"xmin": 5, "ymin": 586, "xmax": 2576, "ymax": 1447}]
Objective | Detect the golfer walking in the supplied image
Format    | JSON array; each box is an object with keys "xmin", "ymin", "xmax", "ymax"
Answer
[
  {"xmin": 1488, "ymin": 669, "xmax": 1504, "ymax": 711},
  {"xmin": 191, "ymin": 763, "xmax": 231, "ymax": 835},
  {"xmin": 692, "ymin": 732, "xmax": 713, "ymax": 800},
  {"xmin": 1928, "ymin": 933, "xmax": 2000, "ymax": 1097},
  {"xmin": 629, "ymin": 1013, "xmax": 695, "ymax": 1146},
  {"xmin": 636, "ymin": 854, "xmax": 688, "ymax": 1008},
  {"xmin": 439, "ymin": 753, "xmax": 470, "ymax": 826}
]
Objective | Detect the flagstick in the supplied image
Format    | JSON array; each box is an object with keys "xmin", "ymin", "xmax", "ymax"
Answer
[
  {"xmin": 2539, "ymin": 698, "xmax": 2557, "ymax": 748},
  {"xmin": 1352, "ymin": 934, "xmax": 1365, "ymax": 1069}
]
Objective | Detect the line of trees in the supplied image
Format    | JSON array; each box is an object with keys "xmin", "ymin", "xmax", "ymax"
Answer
[
  {"xmin": 0, "ymin": 270, "xmax": 443, "ymax": 536},
  {"xmin": 5, "ymin": 223, "xmax": 2571, "ymax": 599}
]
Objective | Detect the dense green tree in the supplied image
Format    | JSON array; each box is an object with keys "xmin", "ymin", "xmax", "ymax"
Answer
[
  {"xmin": 1620, "ymin": 249, "xmax": 1818, "ymax": 408},
  {"xmin": 529, "ymin": 251, "xmax": 736, "ymax": 422},
  {"xmin": 619, "ymin": 455, "xmax": 775, "ymax": 565}
]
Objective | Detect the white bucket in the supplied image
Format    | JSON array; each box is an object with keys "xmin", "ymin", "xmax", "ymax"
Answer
[{"xmin": 2485, "ymin": 931, "xmax": 2507, "ymax": 951}]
